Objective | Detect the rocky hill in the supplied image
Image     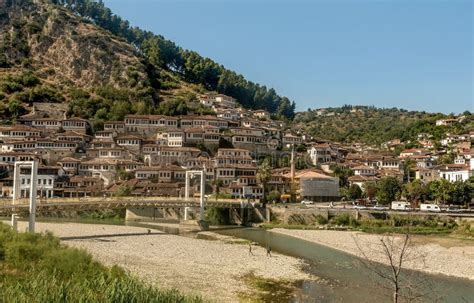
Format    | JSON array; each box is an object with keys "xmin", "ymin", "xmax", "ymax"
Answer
[
  {"xmin": 0, "ymin": 1, "xmax": 149, "ymax": 90},
  {"xmin": 0, "ymin": 0, "xmax": 295, "ymax": 126}
]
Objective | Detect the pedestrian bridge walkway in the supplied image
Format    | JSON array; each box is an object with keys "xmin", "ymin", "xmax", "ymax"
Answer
[{"xmin": 0, "ymin": 197, "xmax": 254, "ymax": 216}]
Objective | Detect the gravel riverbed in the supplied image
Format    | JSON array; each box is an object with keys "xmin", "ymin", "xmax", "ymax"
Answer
[
  {"xmin": 10, "ymin": 222, "xmax": 311, "ymax": 302},
  {"xmin": 271, "ymin": 228, "xmax": 474, "ymax": 280}
]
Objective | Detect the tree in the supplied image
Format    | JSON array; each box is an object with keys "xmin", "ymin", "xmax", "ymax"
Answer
[
  {"xmin": 376, "ymin": 177, "xmax": 402, "ymax": 205},
  {"xmin": 347, "ymin": 184, "xmax": 362, "ymax": 200},
  {"xmin": 353, "ymin": 230, "xmax": 430, "ymax": 303},
  {"xmin": 451, "ymin": 181, "xmax": 471, "ymax": 206},
  {"xmin": 402, "ymin": 159, "xmax": 416, "ymax": 182},
  {"xmin": 427, "ymin": 179, "xmax": 453, "ymax": 204},
  {"xmin": 257, "ymin": 159, "xmax": 272, "ymax": 202},
  {"xmin": 7, "ymin": 98, "xmax": 26, "ymax": 118},
  {"xmin": 402, "ymin": 180, "xmax": 426, "ymax": 205},
  {"xmin": 213, "ymin": 179, "xmax": 224, "ymax": 202},
  {"xmin": 115, "ymin": 185, "xmax": 132, "ymax": 197},
  {"xmin": 116, "ymin": 169, "xmax": 134, "ymax": 181},
  {"xmin": 333, "ymin": 166, "xmax": 354, "ymax": 188},
  {"xmin": 363, "ymin": 182, "xmax": 377, "ymax": 201}
]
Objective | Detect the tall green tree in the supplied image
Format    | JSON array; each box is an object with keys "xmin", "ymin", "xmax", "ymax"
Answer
[
  {"xmin": 257, "ymin": 159, "xmax": 272, "ymax": 202},
  {"xmin": 402, "ymin": 180, "xmax": 426, "ymax": 204},
  {"xmin": 427, "ymin": 179, "xmax": 453, "ymax": 204},
  {"xmin": 376, "ymin": 177, "xmax": 402, "ymax": 204},
  {"xmin": 347, "ymin": 184, "xmax": 362, "ymax": 200}
]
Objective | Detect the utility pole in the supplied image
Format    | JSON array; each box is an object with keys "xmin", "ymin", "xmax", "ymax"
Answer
[
  {"xmin": 184, "ymin": 168, "xmax": 206, "ymax": 223},
  {"xmin": 12, "ymin": 160, "xmax": 38, "ymax": 233},
  {"xmin": 289, "ymin": 145, "xmax": 297, "ymax": 203}
]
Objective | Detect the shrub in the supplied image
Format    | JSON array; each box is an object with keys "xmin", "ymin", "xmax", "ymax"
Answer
[
  {"xmin": 206, "ymin": 207, "xmax": 230, "ymax": 225},
  {"xmin": 315, "ymin": 214, "xmax": 328, "ymax": 225},
  {"xmin": 331, "ymin": 213, "xmax": 359, "ymax": 227},
  {"xmin": 0, "ymin": 81, "xmax": 23, "ymax": 94}
]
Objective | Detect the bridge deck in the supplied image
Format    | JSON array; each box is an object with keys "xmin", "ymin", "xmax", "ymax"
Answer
[{"xmin": 0, "ymin": 197, "xmax": 252, "ymax": 216}]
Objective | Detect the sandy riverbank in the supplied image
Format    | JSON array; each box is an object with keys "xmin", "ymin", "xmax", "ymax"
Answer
[
  {"xmin": 9, "ymin": 222, "xmax": 310, "ymax": 302},
  {"xmin": 271, "ymin": 228, "xmax": 474, "ymax": 280}
]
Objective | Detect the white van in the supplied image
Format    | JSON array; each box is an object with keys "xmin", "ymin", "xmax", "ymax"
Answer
[
  {"xmin": 420, "ymin": 203, "xmax": 441, "ymax": 212},
  {"xmin": 391, "ymin": 201, "xmax": 412, "ymax": 211}
]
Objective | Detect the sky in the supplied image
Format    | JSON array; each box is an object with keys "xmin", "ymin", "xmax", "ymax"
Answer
[{"xmin": 104, "ymin": 0, "xmax": 473, "ymax": 113}]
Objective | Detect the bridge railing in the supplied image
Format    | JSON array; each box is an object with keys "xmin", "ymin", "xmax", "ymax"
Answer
[{"xmin": 0, "ymin": 196, "xmax": 250, "ymax": 206}]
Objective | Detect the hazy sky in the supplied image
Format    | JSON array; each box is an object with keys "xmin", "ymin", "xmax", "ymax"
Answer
[{"xmin": 104, "ymin": 0, "xmax": 473, "ymax": 113}]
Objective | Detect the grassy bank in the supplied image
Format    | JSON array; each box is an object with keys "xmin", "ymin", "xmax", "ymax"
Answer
[
  {"xmin": 0, "ymin": 223, "xmax": 202, "ymax": 302},
  {"xmin": 238, "ymin": 272, "xmax": 301, "ymax": 303},
  {"xmin": 263, "ymin": 214, "xmax": 474, "ymax": 237}
]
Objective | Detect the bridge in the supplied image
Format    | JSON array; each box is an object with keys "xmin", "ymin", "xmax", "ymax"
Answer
[{"xmin": 0, "ymin": 197, "xmax": 254, "ymax": 216}]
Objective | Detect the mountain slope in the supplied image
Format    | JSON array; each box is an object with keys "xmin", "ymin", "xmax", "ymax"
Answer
[
  {"xmin": 0, "ymin": 0, "xmax": 295, "ymax": 125},
  {"xmin": 0, "ymin": 1, "xmax": 150, "ymax": 90},
  {"xmin": 293, "ymin": 106, "xmax": 473, "ymax": 146}
]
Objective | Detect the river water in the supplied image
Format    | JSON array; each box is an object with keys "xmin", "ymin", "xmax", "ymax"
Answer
[
  {"xmin": 215, "ymin": 227, "xmax": 474, "ymax": 303},
  {"xmin": 17, "ymin": 218, "xmax": 474, "ymax": 302}
]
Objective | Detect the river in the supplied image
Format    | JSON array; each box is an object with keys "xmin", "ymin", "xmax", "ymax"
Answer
[{"xmin": 15, "ymin": 218, "xmax": 474, "ymax": 302}]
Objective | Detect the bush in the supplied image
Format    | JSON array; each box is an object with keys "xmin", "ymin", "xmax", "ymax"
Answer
[
  {"xmin": 266, "ymin": 191, "xmax": 281, "ymax": 203},
  {"xmin": 0, "ymin": 81, "xmax": 23, "ymax": 94},
  {"xmin": 332, "ymin": 213, "xmax": 351, "ymax": 225},
  {"xmin": 331, "ymin": 213, "xmax": 359, "ymax": 227},
  {"xmin": 315, "ymin": 215, "xmax": 328, "ymax": 225},
  {"xmin": 206, "ymin": 207, "xmax": 230, "ymax": 225}
]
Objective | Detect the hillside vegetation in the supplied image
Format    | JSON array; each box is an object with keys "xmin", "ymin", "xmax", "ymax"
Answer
[
  {"xmin": 294, "ymin": 105, "xmax": 473, "ymax": 145},
  {"xmin": 0, "ymin": 0, "xmax": 295, "ymax": 125}
]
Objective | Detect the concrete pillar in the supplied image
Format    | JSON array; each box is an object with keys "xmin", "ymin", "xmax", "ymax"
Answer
[
  {"xmin": 185, "ymin": 174, "xmax": 189, "ymax": 199},
  {"xmin": 11, "ymin": 214, "xmax": 18, "ymax": 231},
  {"xmin": 28, "ymin": 160, "xmax": 38, "ymax": 233},
  {"xmin": 200, "ymin": 170, "xmax": 205, "ymax": 221},
  {"xmin": 266, "ymin": 208, "xmax": 271, "ymax": 223},
  {"xmin": 184, "ymin": 207, "xmax": 189, "ymax": 220},
  {"xmin": 240, "ymin": 201, "xmax": 244, "ymax": 224}
]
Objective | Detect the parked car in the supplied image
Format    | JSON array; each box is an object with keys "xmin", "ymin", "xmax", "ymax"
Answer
[
  {"xmin": 420, "ymin": 203, "xmax": 441, "ymax": 213},
  {"xmin": 373, "ymin": 204, "xmax": 389, "ymax": 211},
  {"xmin": 446, "ymin": 206, "xmax": 462, "ymax": 213},
  {"xmin": 301, "ymin": 200, "xmax": 314, "ymax": 205}
]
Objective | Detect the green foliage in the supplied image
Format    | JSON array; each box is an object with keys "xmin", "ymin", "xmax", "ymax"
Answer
[
  {"xmin": 115, "ymin": 185, "xmax": 132, "ymax": 197},
  {"xmin": 27, "ymin": 85, "xmax": 64, "ymax": 103},
  {"xmin": 454, "ymin": 220, "xmax": 473, "ymax": 237},
  {"xmin": 426, "ymin": 179, "xmax": 472, "ymax": 205},
  {"xmin": 402, "ymin": 180, "xmax": 427, "ymax": 204},
  {"xmin": 294, "ymin": 106, "xmax": 472, "ymax": 145},
  {"xmin": 315, "ymin": 214, "xmax": 328, "ymax": 225},
  {"xmin": 156, "ymin": 99, "xmax": 188, "ymax": 116},
  {"xmin": 362, "ymin": 182, "xmax": 377, "ymax": 200},
  {"xmin": 347, "ymin": 184, "xmax": 362, "ymax": 200},
  {"xmin": 206, "ymin": 207, "xmax": 230, "ymax": 225},
  {"xmin": 332, "ymin": 166, "xmax": 354, "ymax": 188},
  {"xmin": 51, "ymin": 0, "xmax": 295, "ymax": 118},
  {"xmin": 0, "ymin": 223, "xmax": 202, "ymax": 302},
  {"xmin": 0, "ymin": 81, "xmax": 23, "ymax": 94},
  {"xmin": 0, "ymin": 53, "xmax": 9, "ymax": 68},
  {"xmin": 331, "ymin": 213, "xmax": 359, "ymax": 227},
  {"xmin": 8, "ymin": 98, "xmax": 26, "ymax": 118},
  {"xmin": 266, "ymin": 191, "xmax": 281, "ymax": 203},
  {"xmin": 376, "ymin": 176, "xmax": 402, "ymax": 204},
  {"xmin": 257, "ymin": 159, "xmax": 272, "ymax": 201}
]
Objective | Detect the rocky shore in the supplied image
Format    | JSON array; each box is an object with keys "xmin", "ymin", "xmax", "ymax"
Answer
[
  {"xmin": 271, "ymin": 228, "xmax": 474, "ymax": 280},
  {"xmin": 10, "ymin": 222, "xmax": 310, "ymax": 302}
]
